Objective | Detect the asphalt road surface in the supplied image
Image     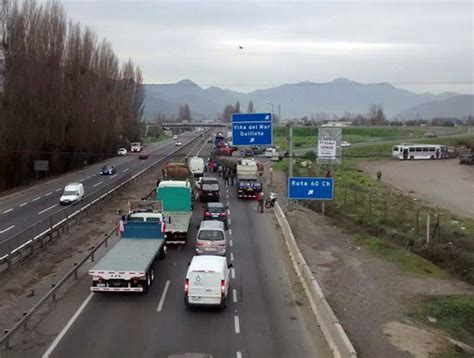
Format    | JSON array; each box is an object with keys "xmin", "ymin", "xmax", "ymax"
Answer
[
  {"xmin": 23, "ymin": 141, "xmax": 330, "ymax": 358},
  {"xmin": 0, "ymin": 133, "xmax": 198, "ymax": 258}
]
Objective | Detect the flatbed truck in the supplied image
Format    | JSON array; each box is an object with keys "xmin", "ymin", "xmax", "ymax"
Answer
[{"xmin": 88, "ymin": 219, "xmax": 166, "ymax": 293}]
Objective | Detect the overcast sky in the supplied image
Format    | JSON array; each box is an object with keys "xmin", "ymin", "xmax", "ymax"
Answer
[{"xmin": 58, "ymin": 0, "xmax": 473, "ymax": 94}]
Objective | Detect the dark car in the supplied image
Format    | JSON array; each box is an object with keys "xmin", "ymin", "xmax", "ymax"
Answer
[
  {"xmin": 251, "ymin": 146, "xmax": 265, "ymax": 155},
  {"xmin": 203, "ymin": 202, "xmax": 228, "ymax": 229},
  {"xmin": 100, "ymin": 165, "xmax": 116, "ymax": 175},
  {"xmin": 243, "ymin": 149, "xmax": 254, "ymax": 157},
  {"xmin": 139, "ymin": 151, "xmax": 149, "ymax": 159},
  {"xmin": 200, "ymin": 183, "xmax": 220, "ymax": 202}
]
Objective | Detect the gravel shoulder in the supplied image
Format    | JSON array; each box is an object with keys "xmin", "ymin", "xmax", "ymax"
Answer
[
  {"xmin": 269, "ymin": 168, "xmax": 474, "ymax": 357},
  {"xmin": 359, "ymin": 159, "xmax": 474, "ymax": 219}
]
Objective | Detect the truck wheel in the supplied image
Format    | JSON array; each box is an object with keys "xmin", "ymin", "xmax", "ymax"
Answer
[
  {"xmin": 159, "ymin": 245, "xmax": 167, "ymax": 260},
  {"xmin": 220, "ymin": 297, "xmax": 227, "ymax": 309}
]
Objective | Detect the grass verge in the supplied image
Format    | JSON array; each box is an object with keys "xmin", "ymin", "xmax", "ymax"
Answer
[
  {"xmin": 354, "ymin": 235, "xmax": 450, "ymax": 279},
  {"xmin": 410, "ymin": 295, "xmax": 474, "ymax": 347}
]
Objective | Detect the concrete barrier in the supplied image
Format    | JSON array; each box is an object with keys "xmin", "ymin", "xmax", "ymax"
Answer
[{"xmin": 274, "ymin": 202, "xmax": 357, "ymax": 358}]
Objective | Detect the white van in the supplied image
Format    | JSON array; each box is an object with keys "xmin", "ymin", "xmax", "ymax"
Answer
[
  {"xmin": 188, "ymin": 156, "xmax": 205, "ymax": 178},
  {"xmin": 265, "ymin": 147, "xmax": 276, "ymax": 158},
  {"xmin": 184, "ymin": 255, "xmax": 232, "ymax": 308},
  {"xmin": 196, "ymin": 220, "xmax": 226, "ymax": 256},
  {"xmin": 59, "ymin": 182, "xmax": 84, "ymax": 205}
]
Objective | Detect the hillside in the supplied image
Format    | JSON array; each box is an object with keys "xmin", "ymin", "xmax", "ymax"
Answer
[
  {"xmin": 143, "ymin": 78, "xmax": 460, "ymax": 121},
  {"xmin": 394, "ymin": 95, "xmax": 474, "ymax": 120}
]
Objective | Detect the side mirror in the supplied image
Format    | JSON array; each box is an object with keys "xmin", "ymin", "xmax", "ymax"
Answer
[{"xmin": 228, "ymin": 263, "xmax": 234, "ymax": 269}]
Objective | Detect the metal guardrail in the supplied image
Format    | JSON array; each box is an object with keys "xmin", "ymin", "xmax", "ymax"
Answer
[
  {"xmin": 0, "ymin": 133, "xmax": 209, "ymax": 350},
  {"xmin": 0, "ymin": 225, "xmax": 118, "ymax": 350},
  {"xmin": 0, "ymin": 135, "xmax": 202, "ymax": 270}
]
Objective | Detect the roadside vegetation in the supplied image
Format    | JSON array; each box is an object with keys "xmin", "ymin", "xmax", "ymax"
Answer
[
  {"xmin": 273, "ymin": 129, "xmax": 474, "ymax": 285},
  {"xmin": 0, "ymin": 0, "xmax": 144, "ymax": 191}
]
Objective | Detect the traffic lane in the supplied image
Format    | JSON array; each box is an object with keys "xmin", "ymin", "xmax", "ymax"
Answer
[
  {"xmin": 0, "ymin": 136, "xmax": 197, "ymax": 242},
  {"xmin": 0, "ymin": 137, "xmax": 177, "ymax": 213},
  {"xmin": 145, "ymin": 203, "xmax": 239, "ymax": 358},
  {"xmin": 228, "ymin": 183, "xmax": 330, "ymax": 357},
  {"xmin": 48, "ymin": 205, "xmax": 238, "ymax": 358}
]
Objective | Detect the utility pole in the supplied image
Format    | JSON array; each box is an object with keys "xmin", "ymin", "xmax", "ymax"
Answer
[{"xmin": 288, "ymin": 123, "xmax": 294, "ymax": 211}]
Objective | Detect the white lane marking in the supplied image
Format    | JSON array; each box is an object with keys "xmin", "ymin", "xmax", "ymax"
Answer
[
  {"xmin": 231, "ymin": 268, "xmax": 235, "ymax": 279},
  {"xmin": 229, "ymin": 229, "xmax": 232, "ymax": 236},
  {"xmin": 236, "ymin": 352, "xmax": 242, "ymax": 358},
  {"xmin": 234, "ymin": 316, "xmax": 240, "ymax": 334},
  {"xmin": 33, "ymin": 197, "xmax": 41, "ymax": 201},
  {"xmin": 55, "ymin": 188, "xmax": 62, "ymax": 192},
  {"xmin": 38, "ymin": 204, "xmax": 57, "ymax": 215},
  {"xmin": 122, "ymin": 168, "xmax": 130, "ymax": 173},
  {"xmin": 80, "ymin": 179, "xmax": 85, "ymax": 182},
  {"xmin": 156, "ymin": 280, "xmax": 171, "ymax": 312},
  {"xmin": 227, "ymin": 209, "xmax": 231, "ymax": 215},
  {"xmin": 230, "ymin": 252, "xmax": 234, "ymax": 262},
  {"xmin": 0, "ymin": 225, "xmax": 15, "ymax": 234},
  {"xmin": 109, "ymin": 174, "xmax": 117, "ymax": 179},
  {"xmin": 19, "ymin": 202, "xmax": 28, "ymax": 207},
  {"xmin": 87, "ymin": 176, "xmax": 91, "ymax": 179},
  {"xmin": 233, "ymin": 289, "xmax": 238, "ymax": 303},
  {"xmin": 45, "ymin": 192, "xmax": 52, "ymax": 196},
  {"xmin": 227, "ymin": 200, "xmax": 230, "ymax": 206},
  {"xmin": 228, "ymin": 218, "xmax": 231, "ymax": 225},
  {"xmin": 92, "ymin": 181, "xmax": 103, "ymax": 188},
  {"xmin": 230, "ymin": 240, "xmax": 233, "ymax": 247},
  {"xmin": 2, "ymin": 208, "xmax": 13, "ymax": 214},
  {"xmin": 42, "ymin": 292, "xmax": 94, "ymax": 358}
]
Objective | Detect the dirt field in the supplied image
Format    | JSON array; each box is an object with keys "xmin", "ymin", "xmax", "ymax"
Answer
[
  {"xmin": 359, "ymin": 159, "xmax": 474, "ymax": 219},
  {"xmin": 269, "ymin": 169, "xmax": 474, "ymax": 357}
]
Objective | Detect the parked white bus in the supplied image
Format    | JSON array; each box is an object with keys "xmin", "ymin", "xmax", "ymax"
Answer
[{"xmin": 392, "ymin": 144, "xmax": 449, "ymax": 160}]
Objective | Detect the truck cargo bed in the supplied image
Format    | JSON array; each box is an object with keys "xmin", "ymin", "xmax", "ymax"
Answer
[
  {"xmin": 164, "ymin": 211, "xmax": 192, "ymax": 243},
  {"xmin": 90, "ymin": 238, "xmax": 164, "ymax": 274}
]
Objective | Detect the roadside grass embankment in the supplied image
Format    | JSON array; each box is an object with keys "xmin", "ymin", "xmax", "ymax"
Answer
[{"xmin": 272, "ymin": 134, "xmax": 474, "ymax": 285}]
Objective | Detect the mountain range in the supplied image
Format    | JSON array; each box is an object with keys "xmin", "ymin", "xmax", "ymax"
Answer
[{"xmin": 143, "ymin": 78, "xmax": 473, "ymax": 121}]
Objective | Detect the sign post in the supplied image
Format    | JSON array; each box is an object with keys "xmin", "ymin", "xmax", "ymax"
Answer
[{"xmin": 232, "ymin": 113, "xmax": 272, "ymax": 146}]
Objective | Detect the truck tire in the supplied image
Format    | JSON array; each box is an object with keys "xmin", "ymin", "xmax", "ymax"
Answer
[
  {"xmin": 219, "ymin": 297, "xmax": 227, "ymax": 309},
  {"xmin": 142, "ymin": 271, "xmax": 152, "ymax": 294},
  {"xmin": 159, "ymin": 245, "xmax": 167, "ymax": 260}
]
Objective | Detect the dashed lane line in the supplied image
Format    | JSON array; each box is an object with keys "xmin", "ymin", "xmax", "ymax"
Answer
[
  {"xmin": 55, "ymin": 188, "xmax": 62, "ymax": 192},
  {"xmin": 230, "ymin": 240, "xmax": 233, "ymax": 247},
  {"xmin": 234, "ymin": 316, "xmax": 240, "ymax": 334},
  {"xmin": 19, "ymin": 202, "xmax": 28, "ymax": 207},
  {"xmin": 156, "ymin": 280, "xmax": 171, "ymax": 312},
  {"xmin": 231, "ymin": 268, "xmax": 235, "ymax": 279},
  {"xmin": 232, "ymin": 289, "xmax": 238, "ymax": 303},
  {"xmin": 92, "ymin": 181, "xmax": 103, "ymax": 188},
  {"xmin": 122, "ymin": 168, "xmax": 130, "ymax": 173},
  {"xmin": 2, "ymin": 208, "xmax": 13, "ymax": 214},
  {"xmin": 228, "ymin": 229, "xmax": 232, "ymax": 236},
  {"xmin": 230, "ymin": 252, "xmax": 234, "ymax": 262},
  {"xmin": 236, "ymin": 352, "xmax": 242, "ymax": 358},
  {"xmin": 33, "ymin": 197, "xmax": 41, "ymax": 202},
  {"xmin": 38, "ymin": 204, "xmax": 58, "ymax": 215},
  {"xmin": 45, "ymin": 192, "xmax": 52, "ymax": 196},
  {"xmin": 0, "ymin": 225, "xmax": 15, "ymax": 234}
]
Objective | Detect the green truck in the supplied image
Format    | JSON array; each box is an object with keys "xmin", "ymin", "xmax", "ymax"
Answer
[{"xmin": 157, "ymin": 180, "xmax": 193, "ymax": 244}]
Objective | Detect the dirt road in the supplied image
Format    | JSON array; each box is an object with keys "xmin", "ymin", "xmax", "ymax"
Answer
[{"xmin": 360, "ymin": 159, "xmax": 474, "ymax": 219}]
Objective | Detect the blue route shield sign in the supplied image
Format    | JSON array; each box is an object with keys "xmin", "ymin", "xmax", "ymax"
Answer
[
  {"xmin": 288, "ymin": 177, "xmax": 334, "ymax": 200},
  {"xmin": 232, "ymin": 113, "xmax": 272, "ymax": 145}
]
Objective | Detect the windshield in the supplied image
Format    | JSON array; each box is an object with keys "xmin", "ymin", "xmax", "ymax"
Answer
[
  {"xmin": 208, "ymin": 206, "xmax": 223, "ymax": 214},
  {"xmin": 63, "ymin": 190, "xmax": 78, "ymax": 196},
  {"xmin": 198, "ymin": 230, "xmax": 224, "ymax": 241},
  {"xmin": 202, "ymin": 184, "xmax": 219, "ymax": 191}
]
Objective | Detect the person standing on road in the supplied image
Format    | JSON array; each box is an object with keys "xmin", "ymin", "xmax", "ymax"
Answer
[
  {"xmin": 231, "ymin": 169, "xmax": 237, "ymax": 186},
  {"xmin": 257, "ymin": 191, "xmax": 264, "ymax": 213},
  {"xmin": 218, "ymin": 164, "xmax": 223, "ymax": 177},
  {"xmin": 223, "ymin": 169, "xmax": 230, "ymax": 187}
]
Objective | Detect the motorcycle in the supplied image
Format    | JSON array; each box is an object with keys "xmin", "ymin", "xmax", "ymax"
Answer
[{"xmin": 264, "ymin": 192, "xmax": 278, "ymax": 208}]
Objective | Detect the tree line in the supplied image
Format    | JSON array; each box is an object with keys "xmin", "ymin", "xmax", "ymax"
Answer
[{"xmin": 0, "ymin": 0, "xmax": 144, "ymax": 190}]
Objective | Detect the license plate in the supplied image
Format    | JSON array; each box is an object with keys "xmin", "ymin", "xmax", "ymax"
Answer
[
  {"xmin": 211, "ymin": 214, "xmax": 219, "ymax": 218},
  {"xmin": 190, "ymin": 296, "xmax": 202, "ymax": 302},
  {"xmin": 97, "ymin": 283, "xmax": 106, "ymax": 287},
  {"xmin": 205, "ymin": 247, "xmax": 215, "ymax": 251}
]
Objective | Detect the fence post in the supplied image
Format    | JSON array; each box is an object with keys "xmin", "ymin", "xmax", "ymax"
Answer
[
  {"xmin": 416, "ymin": 210, "xmax": 420, "ymax": 236},
  {"xmin": 426, "ymin": 213, "xmax": 430, "ymax": 245},
  {"xmin": 344, "ymin": 188, "xmax": 347, "ymax": 206}
]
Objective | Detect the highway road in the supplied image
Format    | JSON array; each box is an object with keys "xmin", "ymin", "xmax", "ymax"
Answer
[
  {"xmin": 0, "ymin": 133, "xmax": 200, "ymax": 258},
  {"xmin": 19, "ymin": 140, "xmax": 330, "ymax": 358}
]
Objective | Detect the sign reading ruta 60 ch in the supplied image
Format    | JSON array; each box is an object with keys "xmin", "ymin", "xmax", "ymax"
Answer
[
  {"xmin": 232, "ymin": 113, "xmax": 272, "ymax": 145},
  {"xmin": 288, "ymin": 177, "xmax": 334, "ymax": 200}
]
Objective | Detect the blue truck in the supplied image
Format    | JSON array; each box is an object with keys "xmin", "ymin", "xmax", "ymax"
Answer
[{"xmin": 88, "ymin": 220, "xmax": 166, "ymax": 293}]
